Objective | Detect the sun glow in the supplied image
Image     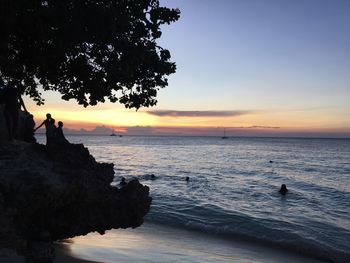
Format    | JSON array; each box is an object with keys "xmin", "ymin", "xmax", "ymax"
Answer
[
  {"xmin": 30, "ymin": 107, "xmax": 157, "ymax": 129},
  {"xmin": 25, "ymin": 91, "xmax": 350, "ymax": 137}
]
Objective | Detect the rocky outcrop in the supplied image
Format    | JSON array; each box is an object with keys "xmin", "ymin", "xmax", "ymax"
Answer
[
  {"xmin": 0, "ymin": 106, "xmax": 35, "ymax": 143},
  {"xmin": 0, "ymin": 141, "xmax": 151, "ymax": 262}
]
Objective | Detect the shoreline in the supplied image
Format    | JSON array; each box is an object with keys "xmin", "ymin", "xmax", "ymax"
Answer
[{"xmin": 53, "ymin": 223, "xmax": 326, "ymax": 263}]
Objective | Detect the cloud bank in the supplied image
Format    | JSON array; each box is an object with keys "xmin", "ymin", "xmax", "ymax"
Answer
[{"xmin": 145, "ymin": 110, "xmax": 251, "ymax": 117}]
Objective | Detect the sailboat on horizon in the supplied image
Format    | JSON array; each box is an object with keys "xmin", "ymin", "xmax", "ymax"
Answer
[{"xmin": 222, "ymin": 128, "xmax": 228, "ymax": 139}]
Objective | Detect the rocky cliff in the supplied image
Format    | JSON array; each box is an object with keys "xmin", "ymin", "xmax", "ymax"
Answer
[
  {"xmin": 0, "ymin": 106, "xmax": 35, "ymax": 144},
  {"xmin": 0, "ymin": 141, "xmax": 151, "ymax": 262}
]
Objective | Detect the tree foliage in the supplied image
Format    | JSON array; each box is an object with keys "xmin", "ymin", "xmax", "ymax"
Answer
[{"xmin": 0, "ymin": 0, "xmax": 180, "ymax": 109}]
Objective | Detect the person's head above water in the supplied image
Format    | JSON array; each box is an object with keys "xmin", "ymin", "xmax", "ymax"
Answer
[
  {"xmin": 279, "ymin": 184, "xmax": 288, "ymax": 195},
  {"xmin": 58, "ymin": 121, "xmax": 63, "ymax": 127},
  {"xmin": 120, "ymin": 177, "xmax": 127, "ymax": 186}
]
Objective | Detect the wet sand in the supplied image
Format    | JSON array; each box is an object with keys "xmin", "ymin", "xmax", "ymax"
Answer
[{"xmin": 54, "ymin": 223, "xmax": 326, "ymax": 263}]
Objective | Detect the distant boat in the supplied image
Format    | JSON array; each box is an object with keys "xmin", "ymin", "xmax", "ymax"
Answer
[
  {"xmin": 110, "ymin": 129, "xmax": 123, "ymax": 137},
  {"xmin": 110, "ymin": 129, "xmax": 116, "ymax": 136},
  {"xmin": 221, "ymin": 128, "xmax": 228, "ymax": 139}
]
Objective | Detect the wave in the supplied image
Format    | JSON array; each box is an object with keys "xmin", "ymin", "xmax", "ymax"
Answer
[
  {"xmin": 145, "ymin": 200, "xmax": 350, "ymax": 263},
  {"xmin": 102, "ymin": 135, "xmax": 350, "ymax": 263}
]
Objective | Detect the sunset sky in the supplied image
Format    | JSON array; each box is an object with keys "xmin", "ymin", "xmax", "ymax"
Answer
[{"xmin": 26, "ymin": 0, "xmax": 350, "ymax": 137}]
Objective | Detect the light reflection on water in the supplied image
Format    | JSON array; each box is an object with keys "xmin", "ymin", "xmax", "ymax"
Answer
[
  {"xmin": 38, "ymin": 135, "xmax": 350, "ymax": 261},
  {"xmin": 63, "ymin": 223, "xmax": 324, "ymax": 263}
]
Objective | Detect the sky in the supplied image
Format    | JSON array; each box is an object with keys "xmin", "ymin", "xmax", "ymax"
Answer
[{"xmin": 27, "ymin": 0, "xmax": 350, "ymax": 137}]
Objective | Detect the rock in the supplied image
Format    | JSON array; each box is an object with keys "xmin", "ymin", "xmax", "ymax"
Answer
[
  {"xmin": 0, "ymin": 106, "xmax": 36, "ymax": 143},
  {"xmin": 0, "ymin": 141, "xmax": 151, "ymax": 262},
  {"xmin": 0, "ymin": 248, "xmax": 25, "ymax": 263}
]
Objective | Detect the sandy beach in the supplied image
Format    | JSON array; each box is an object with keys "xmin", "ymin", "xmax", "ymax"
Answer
[{"xmin": 54, "ymin": 223, "xmax": 326, "ymax": 263}]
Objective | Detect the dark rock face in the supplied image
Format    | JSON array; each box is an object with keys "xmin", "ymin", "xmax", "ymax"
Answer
[
  {"xmin": 0, "ymin": 106, "xmax": 36, "ymax": 143},
  {"xmin": 0, "ymin": 142, "xmax": 151, "ymax": 262}
]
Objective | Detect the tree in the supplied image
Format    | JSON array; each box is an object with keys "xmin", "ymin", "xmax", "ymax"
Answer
[{"xmin": 0, "ymin": 0, "xmax": 180, "ymax": 109}]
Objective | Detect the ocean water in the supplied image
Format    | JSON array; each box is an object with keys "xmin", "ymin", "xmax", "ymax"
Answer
[{"xmin": 38, "ymin": 135, "xmax": 350, "ymax": 262}]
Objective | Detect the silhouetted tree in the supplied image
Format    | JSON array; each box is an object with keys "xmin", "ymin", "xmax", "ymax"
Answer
[{"xmin": 0, "ymin": 0, "xmax": 180, "ymax": 109}]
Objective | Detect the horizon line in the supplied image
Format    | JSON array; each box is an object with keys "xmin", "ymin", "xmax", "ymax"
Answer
[
  {"xmin": 34, "ymin": 132, "xmax": 350, "ymax": 140},
  {"xmin": 34, "ymin": 124, "xmax": 350, "ymax": 139}
]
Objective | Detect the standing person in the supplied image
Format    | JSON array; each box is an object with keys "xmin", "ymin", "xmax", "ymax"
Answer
[
  {"xmin": 56, "ymin": 121, "xmax": 68, "ymax": 144},
  {"xmin": 1, "ymin": 80, "xmax": 28, "ymax": 141},
  {"xmin": 34, "ymin": 113, "xmax": 56, "ymax": 145}
]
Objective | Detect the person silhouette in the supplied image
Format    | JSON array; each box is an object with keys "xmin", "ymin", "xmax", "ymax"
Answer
[
  {"xmin": 56, "ymin": 121, "xmax": 68, "ymax": 144},
  {"xmin": 120, "ymin": 177, "xmax": 127, "ymax": 186},
  {"xmin": 34, "ymin": 113, "xmax": 56, "ymax": 145},
  {"xmin": 279, "ymin": 184, "xmax": 288, "ymax": 195},
  {"xmin": 1, "ymin": 81, "xmax": 28, "ymax": 141}
]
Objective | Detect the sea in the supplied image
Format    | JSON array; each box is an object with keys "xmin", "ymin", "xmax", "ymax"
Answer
[{"xmin": 38, "ymin": 135, "xmax": 350, "ymax": 263}]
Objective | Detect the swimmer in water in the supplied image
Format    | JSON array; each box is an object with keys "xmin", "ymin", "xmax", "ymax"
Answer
[
  {"xmin": 120, "ymin": 177, "xmax": 127, "ymax": 186},
  {"xmin": 279, "ymin": 184, "xmax": 288, "ymax": 195}
]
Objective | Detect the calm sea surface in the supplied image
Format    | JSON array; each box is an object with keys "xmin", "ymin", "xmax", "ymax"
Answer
[{"xmin": 37, "ymin": 135, "xmax": 350, "ymax": 262}]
